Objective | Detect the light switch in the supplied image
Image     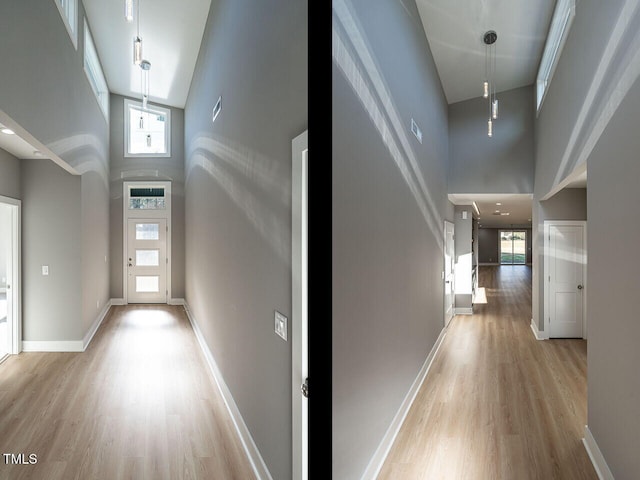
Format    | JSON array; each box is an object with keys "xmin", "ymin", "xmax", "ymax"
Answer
[
  {"xmin": 274, "ymin": 311, "xmax": 287, "ymax": 341},
  {"xmin": 42, "ymin": 265, "xmax": 49, "ymax": 276}
]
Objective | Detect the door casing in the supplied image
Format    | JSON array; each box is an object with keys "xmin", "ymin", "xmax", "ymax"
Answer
[
  {"xmin": 544, "ymin": 220, "xmax": 587, "ymax": 339},
  {"xmin": 292, "ymin": 130, "xmax": 308, "ymax": 480},
  {"xmin": 0, "ymin": 195, "xmax": 21, "ymax": 358},
  {"xmin": 444, "ymin": 220, "xmax": 455, "ymax": 327},
  {"xmin": 123, "ymin": 181, "xmax": 172, "ymax": 304}
]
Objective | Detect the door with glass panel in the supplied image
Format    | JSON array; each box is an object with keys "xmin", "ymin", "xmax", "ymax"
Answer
[
  {"xmin": 500, "ymin": 230, "xmax": 526, "ymax": 265},
  {"xmin": 127, "ymin": 218, "xmax": 167, "ymax": 303}
]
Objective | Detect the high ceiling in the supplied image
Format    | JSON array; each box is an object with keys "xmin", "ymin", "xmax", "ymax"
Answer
[
  {"xmin": 415, "ymin": 0, "xmax": 557, "ymax": 104},
  {"xmin": 83, "ymin": 0, "xmax": 212, "ymax": 109}
]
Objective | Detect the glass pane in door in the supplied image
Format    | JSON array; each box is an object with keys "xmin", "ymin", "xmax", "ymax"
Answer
[
  {"xmin": 500, "ymin": 231, "xmax": 514, "ymax": 264},
  {"xmin": 512, "ymin": 231, "xmax": 526, "ymax": 264}
]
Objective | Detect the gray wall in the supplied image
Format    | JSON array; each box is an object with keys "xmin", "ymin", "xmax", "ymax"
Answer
[
  {"xmin": 0, "ymin": 148, "xmax": 20, "ymax": 200},
  {"xmin": 532, "ymin": 189, "xmax": 587, "ymax": 331},
  {"xmin": 21, "ymin": 159, "xmax": 82, "ymax": 340},
  {"xmin": 0, "ymin": 0, "xmax": 110, "ymax": 341},
  {"xmin": 532, "ymin": 3, "xmax": 640, "ymax": 474},
  {"xmin": 586, "ymin": 73, "xmax": 640, "ymax": 479},
  {"xmin": 479, "ymin": 228, "xmax": 499, "ymax": 264},
  {"xmin": 449, "ymin": 85, "xmax": 534, "ymax": 194},
  {"xmin": 332, "ymin": 0, "xmax": 451, "ymax": 477},
  {"xmin": 183, "ymin": 0, "xmax": 307, "ymax": 478},
  {"xmin": 109, "ymin": 93, "xmax": 185, "ymax": 299},
  {"xmin": 478, "ymin": 227, "xmax": 532, "ymax": 264}
]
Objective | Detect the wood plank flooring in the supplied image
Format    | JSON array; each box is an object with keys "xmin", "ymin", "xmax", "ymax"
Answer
[
  {"xmin": 378, "ymin": 266, "xmax": 597, "ymax": 480},
  {"xmin": 0, "ymin": 305, "xmax": 256, "ymax": 480}
]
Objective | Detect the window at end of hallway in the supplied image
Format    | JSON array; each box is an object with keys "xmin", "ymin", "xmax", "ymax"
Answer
[
  {"xmin": 84, "ymin": 20, "xmax": 109, "ymax": 121},
  {"xmin": 54, "ymin": 0, "xmax": 78, "ymax": 49},
  {"xmin": 124, "ymin": 99, "xmax": 171, "ymax": 158},
  {"xmin": 536, "ymin": 0, "xmax": 575, "ymax": 113}
]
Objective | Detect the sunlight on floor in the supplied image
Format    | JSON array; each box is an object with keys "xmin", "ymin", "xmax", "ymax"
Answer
[{"xmin": 474, "ymin": 287, "xmax": 488, "ymax": 304}]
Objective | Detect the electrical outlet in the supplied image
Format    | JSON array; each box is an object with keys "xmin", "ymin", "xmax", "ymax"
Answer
[
  {"xmin": 274, "ymin": 311, "xmax": 287, "ymax": 341},
  {"xmin": 42, "ymin": 265, "xmax": 49, "ymax": 276}
]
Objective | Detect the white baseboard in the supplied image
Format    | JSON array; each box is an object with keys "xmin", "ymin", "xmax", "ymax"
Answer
[
  {"xmin": 110, "ymin": 298, "xmax": 126, "ymax": 306},
  {"xmin": 583, "ymin": 425, "xmax": 614, "ymax": 480},
  {"xmin": 22, "ymin": 340, "xmax": 84, "ymax": 352},
  {"xmin": 83, "ymin": 301, "xmax": 112, "ymax": 350},
  {"xmin": 168, "ymin": 298, "xmax": 185, "ymax": 306},
  {"xmin": 361, "ymin": 326, "xmax": 448, "ymax": 480},
  {"xmin": 22, "ymin": 300, "xmax": 114, "ymax": 353},
  {"xmin": 530, "ymin": 318, "xmax": 546, "ymax": 340},
  {"xmin": 183, "ymin": 302, "xmax": 273, "ymax": 480},
  {"xmin": 454, "ymin": 307, "xmax": 473, "ymax": 315}
]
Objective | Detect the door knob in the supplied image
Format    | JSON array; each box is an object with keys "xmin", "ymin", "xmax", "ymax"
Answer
[
  {"xmin": 301, "ymin": 378, "xmax": 309, "ymax": 398},
  {"xmin": 577, "ymin": 284, "xmax": 583, "ymax": 290}
]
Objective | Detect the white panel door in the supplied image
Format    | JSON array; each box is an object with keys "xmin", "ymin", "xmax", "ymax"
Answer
[
  {"xmin": 127, "ymin": 218, "xmax": 167, "ymax": 303},
  {"xmin": 444, "ymin": 221, "xmax": 455, "ymax": 326},
  {"xmin": 549, "ymin": 224, "xmax": 585, "ymax": 338}
]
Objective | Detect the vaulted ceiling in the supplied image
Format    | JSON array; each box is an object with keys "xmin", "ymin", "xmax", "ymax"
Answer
[
  {"xmin": 415, "ymin": 0, "xmax": 557, "ymax": 104},
  {"xmin": 83, "ymin": 0, "xmax": 212, "ymax": 109}
]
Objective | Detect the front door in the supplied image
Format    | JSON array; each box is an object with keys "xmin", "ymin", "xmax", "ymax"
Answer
[
  {"xmin": 548, "ymin": 224, "xmax": 585, "ymax": 338},
  {"xmin": 127, "ymin": 218, "xmax": 167, "ymax": 303}
]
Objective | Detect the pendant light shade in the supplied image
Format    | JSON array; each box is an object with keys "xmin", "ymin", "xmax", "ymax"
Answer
[
  {"xmin": 125, "ymin": 0, "xmax": 134, "ymax": 22},
  {"xmin": 133, "ymin": 36, "xmax": 142, "ymax": 65},
  {"xmin": 483, "ymin": 30, "xmax": 498, "ymax": 137}
]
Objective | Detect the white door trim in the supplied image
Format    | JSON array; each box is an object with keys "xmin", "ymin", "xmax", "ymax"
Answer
[
  {"xmin": 443, "ymin": 220, "xmax": 455, "ymax": 327},
  {"xmin": 292, "ymin": 129, "xmax": 308, "ymax": 480},
  {"xmin": 544, "ymin": 220, "xmax": 587, "ymax": 338},
  {"xmin": 0, "ymin": 195, "xmax": 21, "ymax": 355},
  {"xmin": 123, "ymin": 181, "xmax": 172, "ymax": 304}
]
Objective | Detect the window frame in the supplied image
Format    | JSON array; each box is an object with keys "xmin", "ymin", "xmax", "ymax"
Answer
[
  {"xmin": 124, "ymin": 98, "xmax": 172, "ymax": 158},
  {"xmin": 83, "ymin": 19, "xmax": 109, "ymax": 121},
  {"xmin": 536, "ymin": 0, "xmax": 576, "ymax": 114},
  {"xmin": 54, "ymin": 0, "xmax": 78, "ymax": 49}
]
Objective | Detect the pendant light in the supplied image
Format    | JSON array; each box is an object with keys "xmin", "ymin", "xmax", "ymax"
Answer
[
  {"xmin": 124, "ymin": 0, "xmax": 134, "ymax": 22},
  {"xmin": 483, "ymin": 30, "xmax": 498, "ymax": 137},
  {"xmin": 133, "ymin": 0, "xmax": 142, "ymax": 65}
]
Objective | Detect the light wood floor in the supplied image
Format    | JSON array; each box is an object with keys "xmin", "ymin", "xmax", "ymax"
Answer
[
  {"xmin": 378, "ymin": 266, "xmax": 598, "ymax": 480},
  {"xmin": 0, "ymin": 305, "xmax": 255, "ymax": 480}
]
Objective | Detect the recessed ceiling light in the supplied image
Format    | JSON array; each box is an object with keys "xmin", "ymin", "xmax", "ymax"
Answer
[
  {"xmin": 496, "ymin": 202, "xmax": 502, "ymax": 206},
  {"xmin": 500, "ymin": 212, "xmax": 510, "ymax": 216},
  {"xmin": 33, "ymin": 150, "xmax": 43, "ymax": 156},
  {"xmin": 1, "ymin": 128, "xmax": 15, "ymax": 135}
]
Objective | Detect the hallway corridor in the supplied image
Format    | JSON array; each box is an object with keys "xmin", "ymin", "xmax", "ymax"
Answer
[
  {"xmin": 379, "ymin": 266, "xmax": 597, "ymax": 479},
  {"xmin": 0, "ymin": 306, "xmax": 255, "ymax": 480}
]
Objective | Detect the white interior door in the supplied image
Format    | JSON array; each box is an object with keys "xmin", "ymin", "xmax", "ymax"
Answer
[
  {"xmin": 444, "ymin": 221, "xmax": 455, "ymax": 326},
  {"xmin": 292, "ymin": 130, "xmax": 308, "ymax": 480},
  {"xmin": 0, "ymin": 198, "xmax": 20, "ymax": 357},
  {"xmin": 127, "ymin": 218, "xmax": 167, "ymax": 303},
  {"xmin": 548, "ymin": 224, "xmax": 585, "ymax": 338}
]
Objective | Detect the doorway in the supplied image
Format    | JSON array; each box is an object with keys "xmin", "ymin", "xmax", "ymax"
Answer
[
  {"xmin": 500, "ymin": 230, "xmax": 526, "ymax": 264},
  {"xmin": 444, "ymin": 220, "xmax": 455, "ymax": 326},
  {"xmin": 0, "ymin": 196, "xmax": 21, "ymax": 360},
  {"xmin": 544, "ymin": 221, "xmax": 587, "ymax": 338},
  {"xmin": 123, "ymin": 182, "xmax": 171, "ymax": 304},
  {"xmin": 292, "ymin": 130, "xmax": 308, "ymax": 480}
]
